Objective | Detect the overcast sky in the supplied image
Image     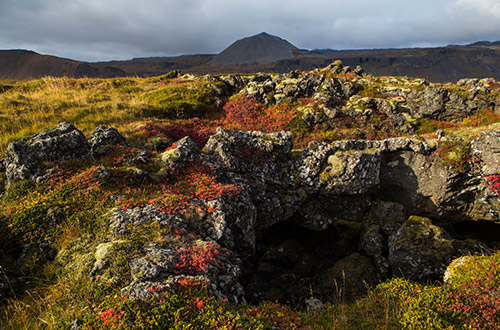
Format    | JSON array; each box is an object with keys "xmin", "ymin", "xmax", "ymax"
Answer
[{"xmin": 1, "ymin": 0, "xmax": 499, "ymax": 62}]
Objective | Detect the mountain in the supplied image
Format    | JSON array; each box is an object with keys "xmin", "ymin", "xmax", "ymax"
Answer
[
  {"xmin": 210, "ymin": 32, "xmax": 299, "ymax": 66},
  {"xmin": 3, "ymin": 35, "xmax": 500, "ymax": 82},
  {"xmin": 311, "ymin": 43, "xmax": 500, "ymax": 82},
  {"xmin": 0, "ymin": 50, "xmax": 126, "ymax": 80}
]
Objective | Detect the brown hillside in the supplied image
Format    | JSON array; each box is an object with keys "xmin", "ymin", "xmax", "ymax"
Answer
[{"xmin": 0, "ymin": 50, "xmax": 125, "ymax": 79}]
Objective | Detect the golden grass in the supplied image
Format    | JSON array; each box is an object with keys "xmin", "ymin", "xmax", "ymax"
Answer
[{"xmin": 0, "ymin": 76, "xmax": 212, "ymax": 155}]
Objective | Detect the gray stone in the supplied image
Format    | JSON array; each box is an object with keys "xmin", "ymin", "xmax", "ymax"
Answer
[
  {"xmin": 109, "ymin": 205, "xmax": 185, "ymax": 238},
  {"xmin": 159, "ymin": 136, "xmax": 201, "ymax": 175},
  {"xmin": 4, "ymin": 122, "xmax": 91, "ymax": 187},
  {"xmin": 388, "ymin": 216, "xmax": 456, "ymax": 281},
  {"xmin": 130, "ymin": 248, "xmax": 178, "ymax": 281},
  {"xmin": 88, "ymin": 125, "xmax": 127, "ymax": 158},
  {"xmin": 471, "ymin": 130, "xmax": 500, "ymax": 175},
  {"xmin": 319, "ymin": 150, "xmax": 381, "ymax": 195},
  {"xmin": 305, "ymin": 297, "xmax": 325, "ymax": 313}
]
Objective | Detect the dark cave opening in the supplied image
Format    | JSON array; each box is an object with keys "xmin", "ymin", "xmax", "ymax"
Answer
[
  {"xmin": 448, "ymin": 220, "xmax": 500, "ymax": 246},
  {"xmin": 241, "ymin": 214, "xmax": 367, "ymax": 306},
  {"xmin": 240, "ymin": 210, "xmax": 500, "ymax": 307}
]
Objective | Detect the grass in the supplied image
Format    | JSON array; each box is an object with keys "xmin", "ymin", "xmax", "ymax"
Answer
[
  {"xmin": 3, "ymin": 252, "xmax": 499, "ymax": 329},
  {"xmin": 0, "ymin": 76, "xmax": 218, "ymax": 154},
  {"xmin": 2, "ymin": 70, "xmax": 500, "ymax": 329}
]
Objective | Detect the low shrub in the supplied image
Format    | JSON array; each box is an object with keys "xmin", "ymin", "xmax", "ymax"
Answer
[{"xmin": 435, "ymin": 137, "xmax": 470, "ymax": 173}]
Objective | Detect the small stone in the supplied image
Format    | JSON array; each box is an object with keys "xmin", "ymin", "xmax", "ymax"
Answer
[{"xmin": 305, "ymin": 296, "xmax": 324, "ymax": 313}]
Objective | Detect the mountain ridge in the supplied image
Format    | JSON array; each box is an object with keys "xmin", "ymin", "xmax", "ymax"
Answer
[{"xmin": 2, "ymin": 34, "xmax": 500, "ymax": 82}]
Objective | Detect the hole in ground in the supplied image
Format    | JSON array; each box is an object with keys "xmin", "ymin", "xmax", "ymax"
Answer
[{"xmin": 241, "ymin": 215, "xmax": 377, "ymax": 306}]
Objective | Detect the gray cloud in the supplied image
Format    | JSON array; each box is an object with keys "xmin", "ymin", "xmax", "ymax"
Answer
[{"xmin": 0, "ymin": 0, "xmax": 499, "ymax": 61}]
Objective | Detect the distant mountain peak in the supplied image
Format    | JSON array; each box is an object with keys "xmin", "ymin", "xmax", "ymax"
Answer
[
  {"xmin": 210, "ymin": 32, "xmax": 298, "ymax": 66},
  {"xmin": 468, "ymin": 40, "xmax": 500, "ymax": 47}
]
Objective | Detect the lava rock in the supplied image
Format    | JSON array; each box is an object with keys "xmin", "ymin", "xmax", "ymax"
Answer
[
  {"xmin": 159, "ymin": 136, "xmax": 201, "ymax": 175},
  {"xmin": 471, "ymin": 130, "xmax": 500, "ymax": 175},
  {"xmin": 88, "ymin": 125, "xmax": 127, "ymax": 158},
  {"xmin": 388, "ymin": 216, "xmax": 456, "ymax": 281},
  {"xmin": 4, "ymin": 122, "xmax": 91, "ymax": 187}
]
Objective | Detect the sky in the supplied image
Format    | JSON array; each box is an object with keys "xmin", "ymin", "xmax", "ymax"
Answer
[{"xmin": 0, "ymin": 0, "xmax": 499, "ymax": 62}]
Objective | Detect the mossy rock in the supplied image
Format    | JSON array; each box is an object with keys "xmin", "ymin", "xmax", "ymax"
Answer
[
  {"xmin": 389, "ymin": 216, "xmax": 456, "ymax": 281},
  {"xmin": 444, "ymin": 251, "xmax": 500, "ymax": 288},
  {"xmin": 161, "ymin": 149, "xmax": 180, "ymax": 163},
  {"xmin": 327, "ymin": 154, "xmax": 347, "ymax": 177},
  {"xmin": 316, "ymin": 253, "xmax": 379, "ymax": 301}
]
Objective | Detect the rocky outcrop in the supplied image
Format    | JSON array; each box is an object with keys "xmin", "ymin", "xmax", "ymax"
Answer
[
  {"xmin": 93, "ymin": 205, "xmax": 246, "ymax": 302},
  {"xmin": 237, "ymin": 65, "xmax": 358, "ymax": 108},
  {"xmin": 159, "ymin": 136, "xmax": 201, "ymax": 175},
  {"xmin": 4, "ymin": 122, "xmax": 91, "ymax": 187},
  {"xmin": 5, "ymin": 123, "xmax": 500, "ymax": 305},
  {"xmin": 205, "ymin": 66, "xmax": 500, "ymax": 133},
  {"xmin": 204, "ymin": 128, "xmax": 295, "ymax": 230}
]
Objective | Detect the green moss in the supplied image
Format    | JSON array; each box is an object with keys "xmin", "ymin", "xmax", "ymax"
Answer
[
  {"xmin": 319, "ymin": 168, "xmax": 332, "ymax": 183},
  {"xmin": 407, "ymin": 215, "xmax": 432, "ymax": 226},
  {"xmin": 293, "ymin": 172, "xmax": 302, "ymax": 185},
  {"xmin": 445, "ymin": 251, "xmax": 500, "ymax": 289},
  {"xmin": 267, "ymin": 92, "xmax": 275, "ymax": 103},
  {"xmin": 257, "ymin": 135, "xmax": 278, "ymax": 144},
  {"xmin": 327, "ymin": 154, "xmax": 347, "ymax": 176},
  {"xmin": 320, "ymin": 152, "xmax": 349, "ymax": 183},
  {"xmin": 358, "ymin": 84, "xmax": 382, "ymax": 98},
  {"xmin": 373, "ymin": 278, "xmax": 458, "ymax": 329},
  {"xmin": 161, "ymin": 149, "xmax": 180, "ymax": 163},
  {"xmin": 332, "ymin": 60, "xmax": 343, "ymax": 67},
  {"xmin": 144, "ymin": 82, "xmax": 215, "ymax": 118}
]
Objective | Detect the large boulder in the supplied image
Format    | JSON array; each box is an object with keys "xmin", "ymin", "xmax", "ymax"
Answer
[
  {"xmin": 204, "ymin": 128, "xmax": 296, "ymax": 229},
  {"xmin": 4, "ymin": 122, "xmax": 91, "ymax": 187},
  {"xmin": 318, "ymin": 149, "xmax": 381, "ymax": 195},
  {"xmin": 388, "ymin": 216, "xmax": 456, "ymax": 281},
  {"xmin": 158, "ymin": 136, "xmax": 201, "ymax": 175},
  {"xmin": 406, "ymin": 87, "xmax": 473, "ymax": 122},
  {"xmin": 99, "ymin": 205, "xmax": 246, "ymax": 303}
]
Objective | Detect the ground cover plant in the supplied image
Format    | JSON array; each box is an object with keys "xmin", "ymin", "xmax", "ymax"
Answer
[{"xmin": 2, "ymin": 67, "xmax": 500, "ymax": 329}]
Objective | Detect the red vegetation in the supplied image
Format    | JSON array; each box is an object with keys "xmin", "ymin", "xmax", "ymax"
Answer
[
  {"xmin": 486, "ymin": 174, "xmax": 500, "ymax": 195},
  {"xmin": 223, "ymin": 95, "xmax": 299, "ymax": 133},
  {"xmin": 449, "ymin": 262, "xmax": 500, "ymax": 329},
  {"xmin": 175, "ymin": 242, "xmax": 225, "ymax": 275}
]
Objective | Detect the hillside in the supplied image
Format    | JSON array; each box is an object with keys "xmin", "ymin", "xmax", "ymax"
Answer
[
  {"xmin": 315, "ymin": 42, "xmax": 500, "ymax": 82},
  {"xmin": 1, "ymin": 63, "xmax": 500, "ymax": 328},
  {"xmin": 3, "ymin": 35, "xmax": 500, "ymax": 82},
  {"xmin": 0, "ymin": 50, "xmax": 126, "ymax": 79}
]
